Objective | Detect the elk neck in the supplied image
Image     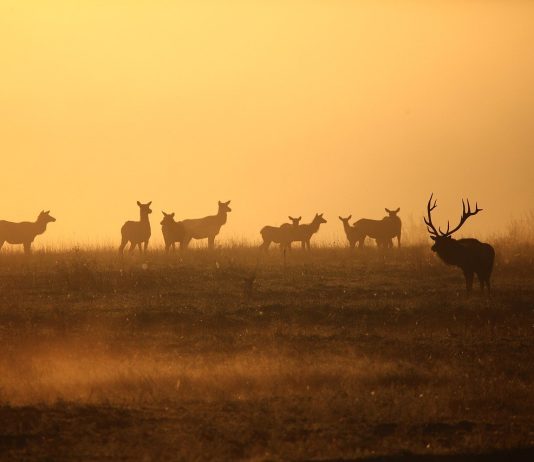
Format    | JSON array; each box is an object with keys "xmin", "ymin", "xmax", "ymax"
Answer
[{"xmin": 217, "ymin": 208, "xmax": 228, "ymax": 225}]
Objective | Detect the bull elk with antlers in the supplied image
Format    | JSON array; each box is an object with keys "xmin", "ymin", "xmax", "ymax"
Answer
[{"xmin": 424, "ymin": 194, "xmax": 495, "ymax": 292}]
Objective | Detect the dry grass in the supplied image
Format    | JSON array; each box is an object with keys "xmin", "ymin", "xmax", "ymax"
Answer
[{"xmin": 0, "ymin": 243, "xmax": 532, "ymax": 460}]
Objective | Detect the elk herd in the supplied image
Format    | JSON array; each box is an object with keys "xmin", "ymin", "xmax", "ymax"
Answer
[{"xmin": 0, "ymin": 196, "xmax": 495, "ymax": 292}]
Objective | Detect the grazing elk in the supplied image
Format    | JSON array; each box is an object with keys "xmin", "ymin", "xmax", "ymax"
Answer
[
  {"xmin": 160, "ymin": 211, "xmax": 185, "ymax": 253},
  {"xmin": 259, "ymin": 216, "xmax": 301, "ymax": 251},
  {"xmin": 339, "ymin": 215, "xmax": 359, "ymax": 249},
  {"xmin": 424, "ymin": 194, "xmax": 495, "ymax": 292},
  {"xmin": 0, "ymin": 210, "xmax": 56, "ymax": 255},
  {"xmin": 292, "ymin": 213, "xmax": 327, "ymax": 250},
  {"xmin": 119, "ymin": 201, "xmax": 152, "ymax": 254},
  {"xmin": 352, "ymin": 207, "xmax": 401, "ymax": 249},
  {"xmin": 180, "ymin": 200, "xmax": 231, "ymax": 249}
]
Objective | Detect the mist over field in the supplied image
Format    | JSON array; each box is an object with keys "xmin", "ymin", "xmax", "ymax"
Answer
[{"xmin": 1, "ymin": 1, "xmax": 533, "ymax": 461}]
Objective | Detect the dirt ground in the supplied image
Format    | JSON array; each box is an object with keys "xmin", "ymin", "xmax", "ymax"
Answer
[{"xmin": 0, "ymin": 246, "xmax": 532, "ymax": 460}]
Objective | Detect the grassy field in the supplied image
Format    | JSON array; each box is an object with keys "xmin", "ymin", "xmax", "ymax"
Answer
[{"xmin": 0, "ymin": 243, "xmax": 533, "ymax": 461}]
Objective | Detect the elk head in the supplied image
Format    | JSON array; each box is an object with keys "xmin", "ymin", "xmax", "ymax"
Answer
[
  {"xmin": 218, "ymin": 200, "xmax": 232, "ymax": 213},
  {"xmin": 288, "ymin": 216, "xmax": 302, "ymax": 226},
  {"xmin": 314, "ymin": 213, "xmax": 327, "ymax": 224},
  {"xmin": 385, "ymin": 207, "xmax": 400, "ymax": 217},
  {"xmin": 38, "ymin": 210, "xmax": 56, "ymax": 223},
  {"xmin": 424, "ymin": 194, "xmax": 482, "ymax": 253},
  {"xmin": 338, "ymin": 215, "xmax": 352, "ymax": 223},
  {"xmin": 160, "ymin": 211, "xmax": 175, "ymax": 226},
  {"xmin": 137, "ymin": 201, "xmax": 153, "ymax": 214}
]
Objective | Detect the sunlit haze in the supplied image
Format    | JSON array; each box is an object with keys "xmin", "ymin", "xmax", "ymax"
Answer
[{"xmin": 2, "ymin": 0, "xmax": 533, "ymax": 246}]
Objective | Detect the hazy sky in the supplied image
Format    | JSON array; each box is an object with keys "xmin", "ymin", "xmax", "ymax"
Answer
[{"xmin": 1, "ymin": 1, "xmax": 533, "ymax": 246}]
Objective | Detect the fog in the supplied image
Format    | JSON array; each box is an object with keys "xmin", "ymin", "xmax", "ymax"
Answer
[{"xmin": 1, "ymin": 1, "xmax": 533, "ymax": 245}]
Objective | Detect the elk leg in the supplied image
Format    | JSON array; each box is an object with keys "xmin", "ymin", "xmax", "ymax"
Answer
[
  {"xmin": 143, "ymin": 241, "xmax": 148, "ymax": 253},
  {"xmin": 301, "ymin": 241, "xmax": 306, "ymax": 250},
  {"xmin": 0, "ymin": 241, "xmax": 4, "ymax": 251},
  {"xmin": 464, "ymin": 270, "xmax": 474, "ymax": 292},
  {"xmin": 23, "ymin": 242, "xmax": 32, "ymax": 255},
  {"xmin": 119, "ymin": 236, "xmax": 128, "ymax": 254},
  {"xmin": 208, "ymin": 236, "xmax": 215, "ymax": 250},
  {"xmin": 172, "ymin": 242, "xmax": 176, "ymax": 252}
]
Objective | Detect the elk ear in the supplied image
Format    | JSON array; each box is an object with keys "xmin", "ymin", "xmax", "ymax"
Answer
[
  {"xmin": 162, "ymin": 211, "xmax": 166, "ymax": 216},
  {"xmin": 147, "ymin": 201, "xmax": 152, "ymax": 206},
  {"xmin": 298, "ymin": 216, "xmax": 301, "ymax": 220},
  {"xmin": 289, "ymin": 216, "xmax": 294, "ymax": 221},
  {"xmin": 137, "ymin": 201, "xmax": 141, "ymax": 206},
  {"xmin": 226, "ymin": 200, "xmax": 231, "ymax": 205},
  {"xmin": 385, "ymin": 208, "xmax": 391, "ymax": 213},
  {"xmin": 171, "ymin": 212, "xmax": 175, "ymax": 218},
  {"xmin": 348, "ymin": 214, "xmax": 352, "ymax": 220},
  {"xmin": 45, "ymin": 210, "xmax": 50, "ymax": 214},
  {"xmin": 395, "ymin": 208, "xmax": 400, "ymax": 213},
  {"xmin": 218, "ymin": 200, "xmax": 222, "ymax": 206},
  {"xmin": 338, "ymin": 216, "xmax": 343, "ymax": 220}
]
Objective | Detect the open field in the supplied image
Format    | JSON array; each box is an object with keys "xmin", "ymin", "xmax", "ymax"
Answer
[{"xmin": 0, "ymin": 244, "xmax": 533, "ymax": 461}]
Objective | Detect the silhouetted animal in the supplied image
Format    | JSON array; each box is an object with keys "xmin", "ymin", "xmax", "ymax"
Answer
[
  {"xmin": 160, "ymin": 211, "xmax": 185, "ymax": 252},
  {"xmin": 119, "ymin": 201, "xmax": 152, "ymax": 254},
  {"xmin": 383, "ymin": 208, "xmax": 402, "ymax": 248},
  {"xmin": 339, "ymin": 215, "xmax": 359, "ymax": 249},
  {"xmin": 0, "ymin": 210, "xmax": 56, "ymax": 254},
  {"xmin": 291, "ymin": 213, "xmax": 327, "ymax": 250},
  {"xmin": 352, "ymin": 207, "xmax": 401, "ymax": 248},
  {"xmin": 260, "ymin": 216, "xmax": 301, "ymax": 251},
  {"xmin": 424, "ymin": 194, "xmax": 495, "ymax": 292},
  {"xmin": 180, "ymin": 200, "xmax": 231, "ymax": 249}
]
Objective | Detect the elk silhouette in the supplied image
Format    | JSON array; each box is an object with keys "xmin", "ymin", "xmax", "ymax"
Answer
[
  {"xmin": 424, "ymin": 194, "xmax": 495, "ymax": 292},
  {"xmin": 352, "ymin": 207, "xmax": 401, "ymax": 248},
  {"xmin": 160, "ymin": 211, "xmax": 185, "ymax": 253},
  {"xmin": 292, "ymin": 213, "xmax": 327, "ymax": 250},
  {"xmin": 0, "ymin": 210, "xmax": 56, "ymax": 254},
  {"xmin": 260, "ymin": 216, "xmax": 301, "ymax": 251},
  {"xmin": 119, "ymin": 201, "xmax": 152, "ymax": 254},
  {"xmin": 339, "ymin": 215, "xmax": 359, "ymax": 249},
  {"xmin": 180, "ymin": 200, "xmax": 231, "ymax": 249}
]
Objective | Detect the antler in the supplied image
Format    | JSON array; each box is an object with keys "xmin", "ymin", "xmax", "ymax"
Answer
[
  {"xmin": 424, "ymin": 193, "xmax": 439, "ymax": 237},
  {"xmin": 439, "ymin": 198, "xmax": 482, "ymax": 236}
]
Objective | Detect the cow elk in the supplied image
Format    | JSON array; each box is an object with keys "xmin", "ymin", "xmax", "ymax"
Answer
[
  {"xmin": 352, "ymin": 207, "xmax": 402, "ymax": 248},
  {"xmin": 160, "ymin": 211, "xmax": 185, "ymax": 253},
  {"xmin": 292, "ymin": 213, "xmax": 327, "ymax": 250},
  {"xmin": 119, "ymin": 201, "xmax": 152, "ymax": 254},
  {"xmin": 0, "ymin": 210, "xmax": 56, "ymax": 255},
  {"xmin": 260, "ymin": 215, "xmax": 301, "ymax": 251},
  {"xmin": 339, "ymin": 215, "xmax": 359, "ymax": 249},
  {"xmin": 424, "ymin": 194, "xmax": 495, "ymax": 293},
  {"xmin": 179, "ymin": 200, "xmax": 231, "ymax": 250}
]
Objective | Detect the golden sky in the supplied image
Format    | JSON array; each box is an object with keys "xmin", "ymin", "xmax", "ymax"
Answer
[{"xmin": 1, "ymin": 1, "xmax": 533, "ymax": 246}]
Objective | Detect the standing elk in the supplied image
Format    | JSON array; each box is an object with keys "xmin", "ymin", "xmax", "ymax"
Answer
[
  {"xmin": 292, "ymin": 213, "xmax": 327, "ymax": 250},
  {"xmin": 119, "ymin": 201, "xmax": 152, "ymax": 254},
  {"xmin": 0, "ymin": 210, "xmax": 56, "ymax": 255},
  {"xmin": 352, "ymin": 207, "xmax": 402, "ymax": 248},
  {"xmin": 259, "ymin": 216, "xmax": 301, "ymax": 251},
  {"xmin": 179, "ymin": 200, "xmax": 231, "ymax": 250},
  {"xmin": 160, "ymin": 211, "xmax": 185, "ymax": 252},
  {"xmin": 424, "ymin": 194, "xmax": 495, "ymax": 292},
  {"xmin": 339, "ymin": 215, "xmax": 359, "ymax": 249}
]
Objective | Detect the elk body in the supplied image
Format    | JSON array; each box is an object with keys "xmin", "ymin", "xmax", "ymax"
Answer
[
  {"xmin": 119, "ymin": 201, "xmax": 152, "ymax": 254},
  {"xmin": 352, "ymin": 207, "xmax": 401, "ymax": 248},
  {"xmin": 291, "ymin": 213, "xmax": 327, "ymax": 250},
  {"xmin": 160, "ymin": 211, "xmax": 185, "ymax": 252},
  {"xmin": 424, "ymin": 194, "xmax": 495, "ymax": 292},
  {"xmin": 179, "ymin": 200, "xmax": 231, "ymax": 249},
  {"xmin": 260, "ymin": 216, "xmax": 301, "ymax": 251},
  {"xmin": 0, "ymin": 210, "xmax": 56, "ymax": 254}
]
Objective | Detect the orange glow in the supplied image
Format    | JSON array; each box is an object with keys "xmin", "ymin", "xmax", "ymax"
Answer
[{"xmin": 1, "ymin": 1, "xmax": 533, "ymax": 246}]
